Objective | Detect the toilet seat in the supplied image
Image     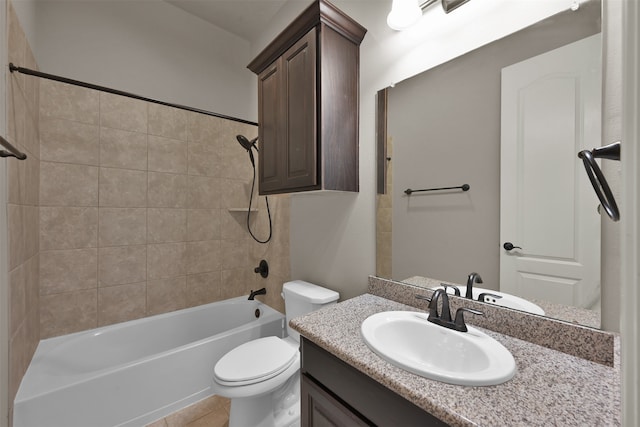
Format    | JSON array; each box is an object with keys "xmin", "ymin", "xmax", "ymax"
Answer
[{"xmin": 214, "ymin": 337, "xmax": 298, "ymax": 386}]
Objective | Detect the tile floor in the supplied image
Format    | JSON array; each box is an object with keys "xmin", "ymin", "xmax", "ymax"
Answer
[{"xmin": 146, "ymin": 395, "xmax": 230, "ymax": 427}]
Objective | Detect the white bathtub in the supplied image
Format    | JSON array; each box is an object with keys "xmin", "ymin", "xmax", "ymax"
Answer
[{"xmin": 14, "ymin": 296, "xmax": 285, "ymax": 427}]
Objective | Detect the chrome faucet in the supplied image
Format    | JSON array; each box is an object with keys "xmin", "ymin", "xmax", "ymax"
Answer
[{"xmin": 465, "ymin": 272, "xmax": 483, "ymax": 299}]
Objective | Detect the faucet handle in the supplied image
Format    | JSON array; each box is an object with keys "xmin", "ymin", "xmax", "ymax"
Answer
[
  {"xmin": 440, "ymin": 283, "xmax": 461, "ymax": 297},
  {"xmin": 453, "ymin": 307, "xmax": 483, "ymax": 332}
]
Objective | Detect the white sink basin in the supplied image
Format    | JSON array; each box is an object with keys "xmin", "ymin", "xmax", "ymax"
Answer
[
  {"xmin": 435, "ymin": 285, "xmax": 545, "ymax": 316},
  {"xmin": 361, "ymin": 311, "xmax": 516, "ymax": 386}
]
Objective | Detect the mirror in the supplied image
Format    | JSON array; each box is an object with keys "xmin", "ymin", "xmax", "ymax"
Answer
[{"xmin": 376, "ymin": 0, "xmax": 603, "ymax": 328}]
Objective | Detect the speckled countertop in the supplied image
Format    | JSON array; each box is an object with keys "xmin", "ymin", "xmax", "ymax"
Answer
[{"xmin": 290, "ymin": 294, "xmax": 620, "ymax": 427}]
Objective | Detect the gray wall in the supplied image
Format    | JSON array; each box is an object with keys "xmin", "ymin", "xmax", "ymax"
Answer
[
  {"xmin": 388, "ymin": 3, "xmax": 601, "ymax": 289},
  {"xmin": 17, "ymin": 0, "xmax": 256, "ymax": 122}
]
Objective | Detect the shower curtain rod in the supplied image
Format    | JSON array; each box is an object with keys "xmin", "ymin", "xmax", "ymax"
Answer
[{"xmin": 9, "ymin": 63, "xmax": 258, "ymax": 126}]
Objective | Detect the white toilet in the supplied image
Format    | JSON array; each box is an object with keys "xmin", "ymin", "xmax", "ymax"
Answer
[{"xmin": 212, "ymin": 280, "xmax": 339, "ymax": 427}]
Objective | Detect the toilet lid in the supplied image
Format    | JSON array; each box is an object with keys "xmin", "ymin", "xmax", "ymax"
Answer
[{"xmin": 214, "ymin": 336, "xmax": 298, "ymax": 386}]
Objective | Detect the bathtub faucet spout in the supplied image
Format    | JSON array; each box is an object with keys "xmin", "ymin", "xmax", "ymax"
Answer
[{"xmin": 248, "ymin": 288, "xmax": 267, "ymax": 300}]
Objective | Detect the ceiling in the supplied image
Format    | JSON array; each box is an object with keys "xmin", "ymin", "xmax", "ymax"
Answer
[{"xmin": 165, "ymin": 0, "xmax": 289, "ymax": 42}]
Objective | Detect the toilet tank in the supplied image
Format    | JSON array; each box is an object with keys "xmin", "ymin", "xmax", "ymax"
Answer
[{"xmin": 282, "ymin": 280, "xmax": 339, "ymax": 342}]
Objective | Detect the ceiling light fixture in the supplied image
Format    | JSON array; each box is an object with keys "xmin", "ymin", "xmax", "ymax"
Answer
[
  {"xmin": 387, "ymin": 0, "xmax": 423, "ymax": 31},
  {"xmin": 387, "ymin": 0, "xmax": 472, "ymax": 31}
]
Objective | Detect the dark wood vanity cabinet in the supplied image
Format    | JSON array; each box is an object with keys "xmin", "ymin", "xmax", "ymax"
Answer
[
  {"xmin": 300, "ymin": 338, "xmax": 450, "ymax": 427},
  {"xmin": 248, "ymin": 0, "xmax": 366, "ymax": 195}
]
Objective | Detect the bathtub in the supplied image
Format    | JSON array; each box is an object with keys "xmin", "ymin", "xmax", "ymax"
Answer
[{"xmin": 14, "ymin": 296, "xmax": 285, "ymax": 427}]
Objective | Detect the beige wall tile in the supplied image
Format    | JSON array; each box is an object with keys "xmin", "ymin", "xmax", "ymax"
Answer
[
  {"xmin": 147, "ymin": 276, "xmax": 187, "ymax": 315},
  {"xmin": 186, "ymin": 272, "xmax": 220, "ymax": 307},
  {"xmin": 220, "ymin": 210, "xmax": 252, "ymax": 241},
  {"xmin": 40, "ymin": 289, "xmax": 97, "ymax": 338},
  {"xmin": 24, "ymin": 205, "xmax": 39, "ymax": 261},
  {"xmin": 98, "ymin": 282, "xmax": 146, "ymax": 326},
  {"xmin": 23, "ymin": 108, "xmax": 40, "ymax": 161},
  {"xmin": 376, "ymin": 231, "xmax": 392, "ymax": 278},
  {"xmin": 148, "ymin": 243, "xmax": 186, "ymax": 279},
  {"xmin": 25, "ymin": 152, "xmax": 40, "ymax": 206},
  {"xmin": 8, "ymin": 78, "xmax": 27, "ymax": 148},
  {"xmin": 8, "ymin": 154, "xmax": 38, "ymax": 212},
  {"xmin": 376, "ymin": 207, "xmax": 392, "ymax": 233},
  {"xmin": 100, "ymin": 92, "xmax": 147, "ymax": 133},
  {"xmin": 7, "ymin": 150, "xmax": 23, "ymax": 205},
  {"xmin": 187, "ymin": 209, "xmax": 220, "ymax": 242},
  {"xmin": 40, "ymin": 162, "xmax": 98, "ymax": 206},
  {"xmin": 188, "ymin": 175, "xmax": 221, "ymax": 209},
  {"xmin": 40, "ymin": 117, "xmax": 99, "ymax": 165},
  {"xmin": 25, "ymin": 255, "xmax": 40, "ymax": 327},
  {"xmin": 100, "ymin": 127, "xmax": 148, "ymax": 171},
  {"xmin": 187, "ymin": 113, "xmax": 226, "ymax": 143},
  {"xmin": 220, "ymin": 145, "xmax": 254, "ymax": 182},
  {"xmin": 377, "ymin": 193, "xmax": 392, "ymax": 209},
  {"xmin": 149, "ymin": 104, "xmax": 187, "ymax": 141},
  {"xmin": 98, "ymin": 208, "xmax": 147, "ymax": 246},
  {"xmin": 148, "ymin": 135, "xmax": 187, "ymax": 174},
  {"xmin": 220, "ymin": 179, "xmax": 251, "ymax": 209},
  {"xmin": 9, "ymin": 262, "xmax": 26, "ymax": 337},
  {"xmin": 8, "ymin": 204, "xmax": 26, "ymax": 270},
  {"xmin": 9, "ymin": 322, "xmax": 27, "ymax": 404},
  {"xmin": 40, "ymin": 79, "xmax": 99, "ymax": 124},
  {"xmin": 148, "ymin": 208, "xmax": 186, "ymax": 243},
  {"xmin": 187, "ymin": 240, "xmax": 221, "ymax": 274},
  {"xmin": 148, "ymin": 172, "xmax": 187, "ymax": 208},
  {"xmin": 220, "ymin": 268, "xmax": 254, "ymax": 300},
  {"xmin": 220, "ymin": 239, "xmax": 249, "ymax": 270},
  {"xmin": 188, "ymin": 141, "xmax": 221, "ymax": 177},
  {"xmin": 98, "ymin": 245, "xmax": 147, "ymax": 287},
  {"xmin": 23, "ymin": 45, "xmax": 39, "ymax": 118},
  {"xmin": 99, "ymin": 167, "xmax": 147, "ymax": 207},
  {"xmin": 8, "ymin": 2, "xmax": 26, "ymax": 90},
  {"xmin": 40, "ymin": 248, "xmax": 97, "ymax": 295},
  {"xmin": 40, "ymin": 207, "xmax": 98, "ymax": 251}
]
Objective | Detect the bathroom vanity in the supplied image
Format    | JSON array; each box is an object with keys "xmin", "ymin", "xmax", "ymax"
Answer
[{"xmin": 291, "ymin": 277, "xmax": 620, "ymax": 426}]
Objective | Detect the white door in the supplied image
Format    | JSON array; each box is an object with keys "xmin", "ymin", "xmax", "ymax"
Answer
[{"xmin": 500, "ymin": 34, "xmax": 601, "ymax": 308}]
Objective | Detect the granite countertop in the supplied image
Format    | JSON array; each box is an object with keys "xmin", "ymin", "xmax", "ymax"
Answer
[{"xmin": 290, "ymin": 294, "xmax": 620, "ymax": 427}]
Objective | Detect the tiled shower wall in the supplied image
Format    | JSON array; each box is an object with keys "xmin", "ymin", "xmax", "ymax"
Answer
[
  {"xmin": 38, "ymin": 79, "xmax": 290, "ymax": 338},
  {"xmin": 6, "ymin": 0, "xmax": 41, "ymax": 417},
  {"xmin": 6, "ymin": 1, "xmax": 290, "ymax": 420},
  {"xmin": 376, "ymin": 137, "xmax": 392, "ymax": 278}
]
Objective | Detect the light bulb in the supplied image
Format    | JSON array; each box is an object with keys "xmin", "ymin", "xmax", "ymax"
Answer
[{"xmin": 387, "ymin": 0, "xmax": 422, "ymax": 31}]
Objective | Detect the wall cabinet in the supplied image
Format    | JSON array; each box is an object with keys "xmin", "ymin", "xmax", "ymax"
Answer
[
  {"xmin": 300, "ymin": 338, "xmax": 450, "ymax": 427},
  {"xmin": 248, "ymin": 0, "xmax": 366, "ymax": 195}
]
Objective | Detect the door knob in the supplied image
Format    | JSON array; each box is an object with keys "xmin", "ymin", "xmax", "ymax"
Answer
[{"xmin": 503, "ymin": 242, "xmax": 522, "ymax": 251}]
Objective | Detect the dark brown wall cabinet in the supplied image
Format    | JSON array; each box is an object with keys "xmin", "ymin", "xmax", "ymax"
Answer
[
  {"xmin": 248, "ymin": 0, "xmax": 366, "ymax": 195},
  {"xmin": 301, "ymin": 338, "xmax": 451, "ymax": 426}
]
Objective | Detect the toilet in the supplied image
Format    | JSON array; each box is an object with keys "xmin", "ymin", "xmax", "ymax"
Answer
[{"xmin": 212, "ymin": 280, "xmax": 339, "ymax": 427}]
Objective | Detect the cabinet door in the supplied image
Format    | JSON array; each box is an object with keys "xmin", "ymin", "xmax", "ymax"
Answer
[
  {"xmin": 258, "ymin": 61, "xmax": 284, "ymax": 193},
  {"xmin": 258, "ymin": 28, "xmax": 318, "ymax": 195},
  {"xmin": 281, "ymin": 28, "xmax": 317, "ymax": 191},
  {"xmin": 301, "ymin": 374, "xmax": 371, "ymax": 427}
]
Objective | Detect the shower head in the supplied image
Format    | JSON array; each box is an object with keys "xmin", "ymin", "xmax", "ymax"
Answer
[
  {"xmin": 236, "ymin": 134, "xmax": 258, "ymax": 167},
  {"xmin": 236, "ymin": 135, "xmax": 258, "ymax": 152}
]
